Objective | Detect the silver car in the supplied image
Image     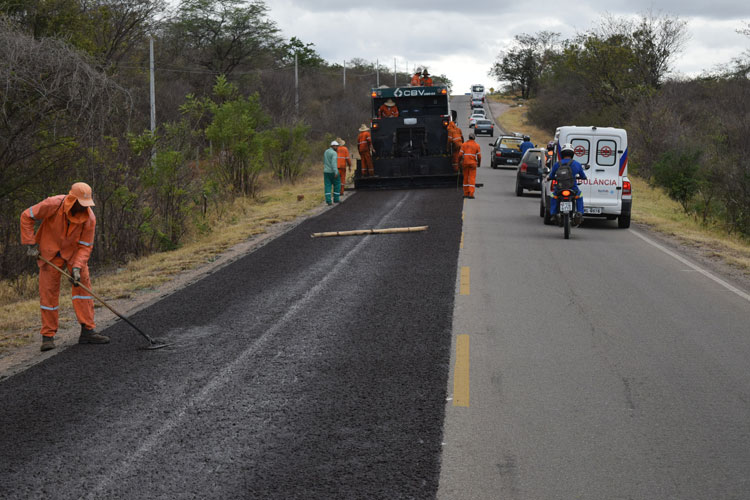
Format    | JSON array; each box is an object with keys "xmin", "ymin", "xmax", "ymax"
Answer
[{"xmin": 473, "ymin": 118, "xmax": 494, "ymax": 136}]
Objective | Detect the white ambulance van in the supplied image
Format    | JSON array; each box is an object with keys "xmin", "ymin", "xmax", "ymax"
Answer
[{"xmin": 541, "ymin": 126, "xmax": 632, "ymax": 228}]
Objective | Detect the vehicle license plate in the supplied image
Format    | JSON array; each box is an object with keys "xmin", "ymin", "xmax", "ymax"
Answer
[
  {"xmin": 560, "ymin": 202, "xmax": 573, "ymax": 212},
  {"xmin": 507, "ymin": 159, "xmax": 518, "ymax": 164},
  {"xmin": 584, "ymin": 207, "xmax": 602, "ymax": 214}
]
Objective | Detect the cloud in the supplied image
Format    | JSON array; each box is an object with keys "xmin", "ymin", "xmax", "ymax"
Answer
[{"xmin": 266, "ymin": 0, "xmax": 750, "ymax": 91}]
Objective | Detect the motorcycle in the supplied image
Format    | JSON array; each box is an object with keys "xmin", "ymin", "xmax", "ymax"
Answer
[{"xmin": 553, "ymin": 177, "xmax": 583, "ymax": 239}]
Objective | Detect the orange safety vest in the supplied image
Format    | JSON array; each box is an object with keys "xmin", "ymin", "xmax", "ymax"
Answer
[
  {"xmin": 459, "ymin": 140, "xmax": 482, "ymax": 167},
  {"xmin": 410, "ymin": 74, "xmax": 421, "ymax": 86},
  {"xmin": 420, "ymin": 76, "xmax": 433, "ymax": 86},
  {"xmin": 20, "ymin": 194, "xmax": 96, "ymax": 269},
  {"xmin": 378, "ymin": 104, "xmax": 399, "ymax": 118},
  {"xmin": 337, "ymin": 145, "xmax": 351, "ymax": 168},
  {"xmin": 358, "ymin": 130, "xmax": 372, "ymax": 151}
]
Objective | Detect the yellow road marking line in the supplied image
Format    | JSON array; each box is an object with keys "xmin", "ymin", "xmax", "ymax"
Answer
[
  {"xmin": 460, "ymin": 266, "xmax": 470, "ymax": 295},
  {"xmin": 453, "ymin": 335, "xmax": 470, "ymax": 407},
  {"xmin": 460, "ymin": 232, "xmax": 464, "ymax": 249}
]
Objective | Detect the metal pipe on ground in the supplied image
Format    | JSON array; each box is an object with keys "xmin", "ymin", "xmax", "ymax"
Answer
[
  {"xmin": 37, "ymin": 256, "xmax": 172, "ymax": 350},
  {"xmin": 311, "ymin": 226, "xmax": 428, "ymax": 238}
]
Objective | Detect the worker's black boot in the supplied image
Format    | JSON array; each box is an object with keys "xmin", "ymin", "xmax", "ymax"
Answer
[
  {"xmin": 40, "ymin": 336, "xmax": 55, "ymax": 352},
  {"xmin": 79, "ymin": 325, "xmax": 110, "ymax": 344}
]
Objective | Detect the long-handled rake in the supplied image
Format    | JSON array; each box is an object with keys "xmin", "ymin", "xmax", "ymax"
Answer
[{"xmin": 39, "ymin": 256, "xmax": 172, "ymax": 350}]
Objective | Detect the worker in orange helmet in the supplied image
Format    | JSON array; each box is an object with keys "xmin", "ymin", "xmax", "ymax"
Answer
[
  {"xmin": 447, "ymin": 120, "xmax": 464, "ymax": 172},
  {"xmin": 420, "ymin": 69, "xmax": 433, "ymax": 86},
  {"xmin": 20, "ymin": 182, "xmax": 110, "ymax": 351},
  {"xmin": 336, "ymin": 137, "xmax": 352, "ymax": 195},
  {"xmin": 378, "ymin": 99, "xmax": 399, "ymax": 118},
  {"xmin": 459, "ymin": 133, "xmax": 482, "ymax": 199},
  {"xmin": 410, "ymin": 70, "xmax": 421, "ymax": 86},
  {"xmin": 357, "ymin": 124, "xmax": 375, "ymax": 176}
]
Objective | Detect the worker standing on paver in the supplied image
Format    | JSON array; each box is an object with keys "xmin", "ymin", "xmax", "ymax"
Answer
[
  {"xmin": 336, "ymin": 137, "xmax": 352, "ymax": 195},
  {"xmin": 410, "ymin": 70, "xmax": 421, "ymax": 86},
  {"xmin": 324, "ymin": 141, "xmax": 341, "ymax": 205},
  {"xmin": 358, "ymin": 124, "xmax": 375, "ymax": 176},
  {"xmin": 459, "ymin": 133, "xmax": 481, "ymax": 199},
  {"xmin": 20, "ymin": 182, "xmax": 110, "ymax": 351},
  {"xmin": 378, "ymin": 99, "xmax": 399, "ymax": 118},
  {"xmin": 420, "ymin": 69, "xmax": 433, "ymax": 86}
]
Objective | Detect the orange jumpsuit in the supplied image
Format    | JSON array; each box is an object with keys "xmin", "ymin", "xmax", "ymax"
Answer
[
  {"xmin": 410, "ymin": 74, "xmax": 421, "ymax": 86},
  {"xmin": 420, "ymin": 76, "xmax": 434, "ymax": 86},
  {"xmin": 20, "ymin": 194, "xmax": 96, "ymax": 337},
  {"xmin": 447, "ymin": 122, "xmax": 464, "ymax": 172},
  {"xmin": 358, "ymin": 130, "xmax": 374, "ymax": 176},
  {"xmin": 337, "ymin": 145, "xmax": 351, "ymax": 194},
  {"xmin": 459, "ymin": 139, "xmax": 482, "ymax": 197},
  {"xmin": 378, "ymin": 104, "xmax": 399, "ymax": 118}
]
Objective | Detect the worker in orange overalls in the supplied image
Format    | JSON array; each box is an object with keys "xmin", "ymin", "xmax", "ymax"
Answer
[
  {"xmin": 358, "ymin": 124, "xmax": 375, "ymax": 176},
  {"xmin": 420, "ymin": 69, "xmax": 433, "ymax": 86},
  {"xmin": 20, "ymin": 182, "xmax": 110, "ymax": 351},
  {"xmin": 378, "ymin": 99, "xmax": 399, "ymax": 118},
  {"xmin": 459, "ymin": 133, "xmax": 481, "ymax": 199},
  {"xmin": 336, "ymin": 137, "xmax": 352, "ymax": 195},
  {"xmin": 410, "ymin": 70, "xmax": 421, "ymax": 86},
  {"xmin": 447, "ymin": 120, "xmax": 464, "ymax": 172}
]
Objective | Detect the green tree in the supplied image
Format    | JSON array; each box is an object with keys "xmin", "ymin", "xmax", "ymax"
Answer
[
  {"xmin": 490, "ymin": 31, "xmax": 559, "ymax": 98},
  {"xmin": 265, "ymin": 123, "xmax": 312, "ymax": 183},
  {"xmin": 277, "ymin": 36, "xmax": 325, "ymax": 67},
  {"xmin": 168, "ymin": 0, "xmax": 281, "ymax": 75}
]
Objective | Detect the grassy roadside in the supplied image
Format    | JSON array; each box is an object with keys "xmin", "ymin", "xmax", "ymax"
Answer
[
  {"xmin": 489, "ymin": 95, "xmax": 750, "ymax": 273},
  {"xmin": 0, "ymin": 168, "xmax": 329, "ymax": 353}
]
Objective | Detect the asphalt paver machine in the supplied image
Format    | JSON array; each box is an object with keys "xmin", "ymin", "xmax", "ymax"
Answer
[{"xmin": 354, "ymin": 85, "xmax": 458, "ymax": 189}]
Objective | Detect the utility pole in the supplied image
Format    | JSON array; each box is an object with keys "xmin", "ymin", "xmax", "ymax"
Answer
[
  {"xmin": 294, "ymin": 52, "xmax": 299, "ymax": 117},
  {"xmin": 343, "ymin": 60, "xmax": 346, "ymax": 90},
  {"xmin": 376, "ymin": 58, "xmax": 379, "ymax": 87},
  {"xmin": 149, "ymin": 37, "xmax": 155, "ymax": 134},
  {"xmin": 394, "ymin": 58, "xmax": 397, "ymax": 86}
]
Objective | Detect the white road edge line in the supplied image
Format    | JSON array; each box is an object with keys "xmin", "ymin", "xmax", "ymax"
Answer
[{"xmin": 631, "ymin": 229, "xmax": 750, "ymax": 303}]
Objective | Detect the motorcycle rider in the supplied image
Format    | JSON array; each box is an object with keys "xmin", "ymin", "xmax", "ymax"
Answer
[{"xmin": 548, "ymin": 143, "xmax": 587, "ymax": 225}]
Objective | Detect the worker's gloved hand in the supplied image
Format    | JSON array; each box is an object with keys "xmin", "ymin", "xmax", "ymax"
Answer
[
  {"xmin": 26, "ymin": 244, "xmax": 39, "ymax": 257},
  {"xmin": 71, "ymin": 268, "xmax": 81, "ymax": 287}
]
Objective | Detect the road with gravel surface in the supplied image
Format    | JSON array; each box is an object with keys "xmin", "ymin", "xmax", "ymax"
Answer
[{"xmin": 2, "ymin": 95, "xmax": 750, "ymax": 500}]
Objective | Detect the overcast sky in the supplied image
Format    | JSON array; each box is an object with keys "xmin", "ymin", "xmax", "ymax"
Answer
[{"xmin": 265, "ymin": 0, "xmax": 750, "ymax": 93}]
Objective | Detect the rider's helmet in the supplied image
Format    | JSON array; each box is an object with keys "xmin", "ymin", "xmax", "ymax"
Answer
[
  {"xmin": 560, "ymin": 143, "xmax": 575, "ymax": 158},
  {"xmin": 523, "ymin": 135, "xmax": 530, "ymax": 141},
  {"xmin": 546, "ymin": 141, "xmax": 555, "ymax": 151}
]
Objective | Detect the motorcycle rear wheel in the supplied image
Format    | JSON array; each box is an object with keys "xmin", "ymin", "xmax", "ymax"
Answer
[{"xmin": 563, "ymin": 213, "xmax": 570, "ymax": 239}]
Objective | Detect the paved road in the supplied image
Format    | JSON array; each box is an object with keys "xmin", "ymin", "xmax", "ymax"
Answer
[
  {"xmin": 2, "ymin": 94, "xmax": 749, "ymax": 500},
  {"xmin": 0, "ymin": 189, "xmax": 463, "ymax": 499},
  {"xmin": 438, "ymin": 95, "xmax": 750, "ymax": 499}
]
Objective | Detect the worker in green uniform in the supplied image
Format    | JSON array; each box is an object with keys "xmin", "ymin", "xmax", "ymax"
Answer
[{"xmin": 324, "ymin": 140, "xmax": 341, "ymax": 205}]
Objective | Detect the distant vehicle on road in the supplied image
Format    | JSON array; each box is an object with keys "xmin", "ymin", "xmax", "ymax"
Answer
[
  {"xmin": 515, "ymin": 148, "xmax": 545, "ymax": 195},
  {"xmin": 468, "ymin": 110, "xmax": 485, "ymax": 128},
  {"xmin": 471, "ymin": 84, "xmax": 485, "ymax": 102},
  {"xmin": 489, "ymin": 135, "xmax": 523, "ymax": 168},
  {"xmin": 470, "ymin": 98, "xmax": 483, "ymax": 109},
  {"xmin": 474, "ymin": 118, "xmax": 495, "ymax": 137}
]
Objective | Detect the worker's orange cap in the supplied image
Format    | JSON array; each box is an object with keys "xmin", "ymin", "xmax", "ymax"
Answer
[{"xmin": 69, "ymin": 182, "xmax": 95, "ymax": 207}]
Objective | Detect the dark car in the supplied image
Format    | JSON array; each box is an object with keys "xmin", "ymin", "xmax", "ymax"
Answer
[
  {"xmin": 473, "ymin": 118, "xmax": 494, "ymax": 136},
  {"xmin": 515, "ymin": 148, "xmax": 545, "ymax": 195},
  {"xmin": 489, "ymin": 135, "xmax": 523, "ymax": 168}
]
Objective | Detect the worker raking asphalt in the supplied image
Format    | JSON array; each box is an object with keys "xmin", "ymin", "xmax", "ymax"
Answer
[{"xmin": 0, "ymin": 188, "xmax": 463, "ymax": 499}]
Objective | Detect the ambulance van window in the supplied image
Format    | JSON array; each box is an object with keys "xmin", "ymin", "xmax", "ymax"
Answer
[
  {"xmin": 597, "ymin": 139, "xmax": 617, "ymax": 167},
  {"xmin": 570, "ymin": 138, "xmax": 589, "ymax": 164}
]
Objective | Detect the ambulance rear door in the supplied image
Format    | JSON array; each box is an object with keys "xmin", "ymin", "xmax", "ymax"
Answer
[{"xmin": 584, "ymin": 134, "xmax": 622, "ymax": 212}]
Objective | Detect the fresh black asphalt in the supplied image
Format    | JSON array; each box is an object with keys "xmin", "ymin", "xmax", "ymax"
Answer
[{"xmin": 0, "ymin": 188, "xmax": 463, "ymax": 499}]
